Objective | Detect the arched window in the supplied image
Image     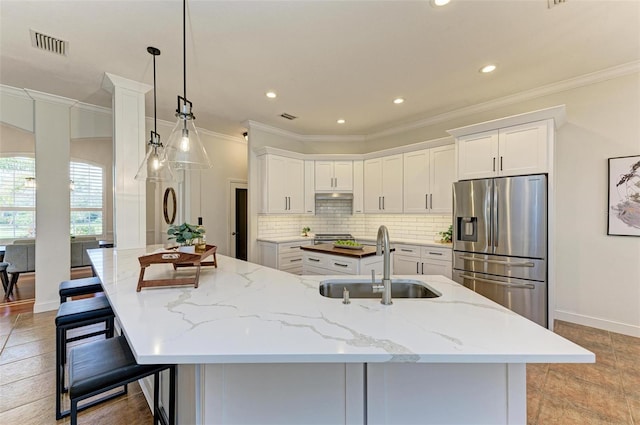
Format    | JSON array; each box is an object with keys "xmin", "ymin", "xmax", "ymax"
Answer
[{"xmin": 0, "ymin": 157, "xmax": 104, "ymax": 240}]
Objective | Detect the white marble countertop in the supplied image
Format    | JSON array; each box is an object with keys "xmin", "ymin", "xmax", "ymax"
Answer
[{"xmin": 89, "ymin": 247, "xmax": 593, "ymax": 365}]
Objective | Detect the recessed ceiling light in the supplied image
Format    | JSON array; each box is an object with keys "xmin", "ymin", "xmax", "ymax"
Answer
[
  {"xmin": 432, "ymin": 0, "xmax": 451, "ymax": 6},
  {"xmin": 480, "ymin": 64, "xmax": 497, "ymax": 74},
  {"xmin": 266, "ymin": 91, "xmax": 277, "ymax": 99},
  {"xmin": 393, "ymin": 98, "xmax": 405, "ymax": 104},
  {"xmin": 337, "ymin": 119, "xmax": 345, "ymax": 124}
]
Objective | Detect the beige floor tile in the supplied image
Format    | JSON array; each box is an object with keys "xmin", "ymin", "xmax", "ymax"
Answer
[
  {"xmin": 0, "ymin": 370, "xmax": 56, "ymax": 412},
  {"xmin": 544, "ymin": 369, "xmax": 632, "ymax": 423},
  {"xmin": 527, "ymin": 389, "xmax": 542, "ymax": 425},
  {"xmin": 0, "ymin": 394, "xmax": 67, "ymax": 425},
  {"xmin": 0, "ymin": 350, "xmax": 56, "ymax": 385},
  {"xmin": 527, "ymin": 363, "xmax": 548, "ymax": 392},
  {"xmin": 611, "ymin": 334, "xmax": 640, "ymax": 358},
  {"xmin": 537, "ymin": 396, "xmax": 629, "ymax": 425},
  {"xmin": 554, "ymin": 324, "xmax": 613, "ymax": 354},
  {"xmin": 0, "ymin": 315, "xmax": 19, "ymax": 333},
  {"xmin": 5, "ymin": 324, "xmax": 55, "ymax": 347},
  {"xmin": 628, "ymin": 396, "xmax": 640, "ymax": 424},
  {"xmin": 549, "ymin": 361, "xmax": 623, "ymax": 393},
  {"xmin": 0, "ymin": 336, "xmax": 55, "ymax": 365},
  {"xmin": 0, "ymin": 332, "xmax": 9, "ymax": 350}
]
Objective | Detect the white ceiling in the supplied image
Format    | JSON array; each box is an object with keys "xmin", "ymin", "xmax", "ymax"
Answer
[{"xmin": 1, "ymin": 0, "xmax": 639, "ymax": 138}]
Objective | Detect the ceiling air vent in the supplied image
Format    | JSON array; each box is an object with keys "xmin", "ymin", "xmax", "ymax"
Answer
[
  {"xmin": 547, "ymin": 0, "xmax": 567, "ymax": 8},
  {"xmin": 280, "ymin": 113, "xmax": 298, "ymax": 121},
  {"xmin": 30, "ymin": 29, "xmax": 68, "ymax": 56}
]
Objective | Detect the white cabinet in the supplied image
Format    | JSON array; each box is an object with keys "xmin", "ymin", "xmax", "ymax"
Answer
[
  {"xmin": 393, "ymin": 244, "xmax": 452, "ymax": 279},
  {"xmin": 364, "ymin": 154, "xmax": 403, "ymax": 213},
  {"xmin": 302, "ymin": 251, "xmax": 387, "ymax": 275},
  {"xmin": 456, "ymin": 120, "xmax": 550, "ymax": 180},
  {"xmin": 403, "ymin": 145, "xmax": 455, "ymax": 214},
  {"xmin": 315, "ymin": 161, "xmax": 353, "ymax": 191},
  {"xmin": 259, "ymin": 154, "xmax": 305, "ymax": 214},
  {"xmin": 258, "ymin": 240, "xmax": 313, "ymax": 274},
  {"xmin": 304, "ymin": 160, "xmax": 315, "ymax": 215},
  {"xmin": 352, "ymin": 160, "xmax": 364, "ymax": 214}
]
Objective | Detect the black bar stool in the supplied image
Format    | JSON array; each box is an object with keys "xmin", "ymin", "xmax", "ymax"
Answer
[
  {"xmin": 55, "ymin": 296, "xmax": 115, "ymax": 419},
  {"xmin": 59, "ymin": 276, "xmax": 103, "ymax": 303},
  {"xmin": 68, "ymin": 335, "xmax": 176, "ymax": 425}
]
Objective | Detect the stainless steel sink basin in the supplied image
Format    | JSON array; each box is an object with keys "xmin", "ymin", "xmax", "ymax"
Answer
[{"xmin": 319, "ymin": 279, "xmax": 441, "ymax": 299}]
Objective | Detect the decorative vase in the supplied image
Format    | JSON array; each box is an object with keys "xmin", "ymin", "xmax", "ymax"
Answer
[{"xmin": 178, "ymin": 245, "xmax": 196, "ymax": 254}]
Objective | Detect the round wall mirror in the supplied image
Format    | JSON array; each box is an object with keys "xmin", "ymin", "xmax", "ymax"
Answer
[{"xmin": 163, "ymin": 187, "xmax": 177, "ymax": 224}]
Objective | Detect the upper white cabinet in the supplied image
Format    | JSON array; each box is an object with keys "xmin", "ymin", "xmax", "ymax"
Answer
[
  {"xmin": 352, "ymin": 160, "xmax": 364, "ymax": 214},
  {"xmin": 364, "ymin": 154, "xmax": 403, "ymax": 213},
  {"xmin": 304, "ymin": 160, "xmax": 315, "ymax": 215},
  {"xmin": 315, "ymin": 161, "xmax": 353, "ymax": 191},
  {"xmin": 456, "ymin": 120, "xmax": 551, "ymax": 180},
  {"xmin": 259, "ymin": 154, "xmax": 304, "ymax": 214},
  {"xmin": 403, "ymin": 145, "xmax": 455, "ymax": 214}
]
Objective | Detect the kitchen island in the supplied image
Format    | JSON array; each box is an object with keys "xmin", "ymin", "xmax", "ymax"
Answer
[
  {"xmin": 88, "ymin": 246, "xmax": 593, "ymax": 425},
  {"xmin": 300, "ymin": 242, "xmax": 391, "ymax": 275}
]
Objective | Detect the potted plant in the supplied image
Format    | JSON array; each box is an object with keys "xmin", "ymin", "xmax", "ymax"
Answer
[
  {"xmin": 438, "ymin": 225, "xmax": 453, "ymax": 243},
  {"xmin": 302, "ymin": 226, "xmax": 311, "ymax": 237},
  {"xmin": 167, "ymin": 222, "xmax": 205, "ymax": 253}
]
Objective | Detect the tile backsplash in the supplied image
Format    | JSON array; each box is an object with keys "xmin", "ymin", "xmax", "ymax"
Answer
[{"xmin": 258, "ymin": 200, "xmax": 452, "ymax": 242}]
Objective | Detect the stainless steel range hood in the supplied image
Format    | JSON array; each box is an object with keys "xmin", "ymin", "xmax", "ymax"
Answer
[{"xmin": 314, "ymin": 192, "xmax": 354, "ymax": 200}]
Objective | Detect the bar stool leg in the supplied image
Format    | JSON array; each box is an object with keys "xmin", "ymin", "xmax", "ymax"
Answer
[
  {"xmin": 55, "ymin": 326, "xmax": 65, "ymax": 419},
  {"xmin": 169, "ymin": 366, "xmax": 176, "ymax": 425}
]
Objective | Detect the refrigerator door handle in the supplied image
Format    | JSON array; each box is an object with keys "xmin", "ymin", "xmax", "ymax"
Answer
[
  {"xmin": 493, "ymin": 183, "xmax": 499, "ymax": 248},
  {"xmin": 459, "ymin": 256, "xmax": 535, "ymax": 267},
  {"xmin": 458, "ymin": 274, "xmax": 536, "ymax": 290}
]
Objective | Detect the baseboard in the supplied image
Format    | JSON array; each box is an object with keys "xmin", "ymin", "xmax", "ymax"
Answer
[
  {"xmin": 554, "ymin": 310, "xmax": 640, "ymax": 338},
  {"xmin": 33, "ymin": 300, "xmax": 60, "ymax": 313}
]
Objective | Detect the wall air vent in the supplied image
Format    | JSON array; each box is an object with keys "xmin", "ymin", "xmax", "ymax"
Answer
[
  {"xmin": 280, "ymin": 113, "xmax": 298, "ymax": 120},
  {"xmin": 30, "ymin": 29, "xmax": 68, "ymax": 56},
  {"xmin": 547, "ymin": 0, "xmax": 567, "ymax": 8}
]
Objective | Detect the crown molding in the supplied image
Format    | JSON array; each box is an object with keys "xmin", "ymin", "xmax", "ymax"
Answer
[
  {"xmin": 24, "ymin": 89, "xmax": 77, "ymax": 107},
  {"xmin": 0, "ymin": 85, "xmax": 31, "ymax": 99},
  {"xmin": 246, "ymin": 120, "xmax": 365, "ymax": 143},
  {"xmin": 73, "ymin": 101, "xmax": 112, "ymax": 115},
  {"xmin": 102, "ymin": 72, "xmax": 152, "ymax": 94},
  {"xmin": 367, "ymin": 60, "xmax": 640, "ymax": 140}
]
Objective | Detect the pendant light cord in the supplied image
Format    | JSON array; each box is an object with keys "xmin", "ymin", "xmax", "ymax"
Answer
[
  {"xmin": 183, "ymin": 0, "xmax": 187, "ymax": 101},
  {"xmin": 153, "ymin": 53, "xmax": 157, "ymax": 136}
]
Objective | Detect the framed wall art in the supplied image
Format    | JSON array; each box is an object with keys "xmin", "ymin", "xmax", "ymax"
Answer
[{"xmin": 607, "ymin": 155, "xmax": 640, "ymax": 236}]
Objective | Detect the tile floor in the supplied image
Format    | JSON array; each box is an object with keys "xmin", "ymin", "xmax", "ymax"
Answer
[{"xmin": 1, "ymin": 309, "xmax": 638, "ymax": 425}]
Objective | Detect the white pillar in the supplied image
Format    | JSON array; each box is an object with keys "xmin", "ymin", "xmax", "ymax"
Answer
[
  {"xmin": 102, "ymin": 73, "xmax": 151, "ymax": 249},
  {"xmin": 26, "ymin": 90, "xmax": 76, "ymax": 313}
]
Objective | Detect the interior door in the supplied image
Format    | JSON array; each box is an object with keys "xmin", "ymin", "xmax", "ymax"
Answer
[{"xmin": 230, "ymin": 181, "xmax": 248, "ymax": 260}]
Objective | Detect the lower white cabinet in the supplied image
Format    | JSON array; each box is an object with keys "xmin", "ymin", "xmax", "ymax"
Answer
[
  {"xmin": 393, "ymin": 244, "xmax": 452, "ymax": 279},
  {"xmin": 302, "ymin": 251, "xmax": 389, "ymax": 275},
  {"xmin": 258, "ymin": 240, "xmax": 313, "ymax": 274}
]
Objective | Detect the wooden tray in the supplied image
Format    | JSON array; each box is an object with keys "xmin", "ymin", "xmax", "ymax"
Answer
[{"xmin": 136, "ymin": 245, "xmax": 217, "ymax": 292}]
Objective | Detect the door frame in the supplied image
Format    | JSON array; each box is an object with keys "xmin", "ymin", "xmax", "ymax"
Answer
[{"xmin": 229, "ymin": 180, "xmax": 248, "ymax": 259}]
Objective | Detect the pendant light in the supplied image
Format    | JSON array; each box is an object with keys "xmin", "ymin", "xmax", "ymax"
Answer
[
  {"xmin": 135, "ymin": 46, "xmax": 175, "ymax": 183},
  {"xmin": 164, "ymin": 0, "xmax": 212, "ymax": 170}
]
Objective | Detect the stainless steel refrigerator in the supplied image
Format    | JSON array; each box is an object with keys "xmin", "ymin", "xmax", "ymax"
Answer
[{"xmin": 452, "ymin": 174, "xmax": 548, "ymax": 327}]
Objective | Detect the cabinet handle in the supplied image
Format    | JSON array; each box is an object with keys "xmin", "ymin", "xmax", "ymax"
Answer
[
  {"xmin": 500, "ymin": 156, "xmax": 503, "ymax": 171},
  {"xmin": 285, "ymin": 197, "xmax": 288, "ymax": 210},
  {"xmin": 401, "ymin": 248, "xmax": 414, "ymax": 252},
  {"xmin": 309, "ymin": 258, "xmax": 320, "ymax": 262},
  {"xmin": 290, "ymin": 246, "xmax": 301, "ymax": 249},
  {"xmin": 430, "ymin": 194, "xmax": 433, "ymax": 209},
  {"xmin": 416, "ymin": 262, "xmax": 419, "ymax": 273},
  {"xmin": 378, "ymin": 196, "xmax": 382, "ymax": 210},
  {"xmin": 382, "ymin": 196, "xmax": 385, "ymax": 210},
  {"xmin": 493, "ymin": 157, "xmax": 496, "ymax": 172},
  {"xmin": 428, "ymin": 252, "xmax": 443, "ymax": 256},
  {"xmin": 290, "ymin": 258, "xmax": 302, "ymax": 262},
  {"xmin": 426, "ymin": 194, "xmax": 428, "ymax": 209},
  {"xmin": 421, "ymin": 263, "xmax": 424, "ymax": 274},
  {"xmin": 334, "ymin": 262, "xmax": 349, "ymax": 267}
]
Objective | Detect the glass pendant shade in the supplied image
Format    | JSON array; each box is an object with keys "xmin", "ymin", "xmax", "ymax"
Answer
[
  {"xmin": 165, "ymin": 109, "xmax": 212, "ymax": 170},
  {"xmin": 135, "ymin": 132, "xmax": 176, "ymax": 182}
]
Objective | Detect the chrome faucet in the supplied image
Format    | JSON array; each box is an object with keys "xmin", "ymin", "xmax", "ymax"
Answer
[{"xmin": 376, "ymin": 225, "xmax": 392, "ymax": 305}]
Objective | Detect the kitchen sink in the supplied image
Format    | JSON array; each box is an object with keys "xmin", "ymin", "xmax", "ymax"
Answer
[{"xmin": 319, "ymin": 279, "xmax": 441, "ymax": 299}]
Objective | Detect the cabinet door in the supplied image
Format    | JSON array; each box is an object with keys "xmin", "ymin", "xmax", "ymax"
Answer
[
  {"xmin": 315, "ymin": 161, "xmax": 335, "ymax": 191},
  {"xmin": 457, "ymin": 131, "xmax": 499, "ymax": 180},
  {"xmin": 304, "ymin": 160, "xmax": 315, "ymax": 214},
  {"xmin": 421, "ymin": 259, "xmax": 452, "ymax": 279},
  {"xmin": 287, "ymin": 158, "xmax": 305, "ymax": 213},
  {"xmin": 333, "ymin": 161, "xmax": 353, "ymax": 191},
  {"xmin": 266, "ymin": 155, "xmax": 288, "ymax": 213},
  {"xmin": 429, "ymin": 145, "xmax": 455, "ymax": 214},
  {"xmin": 352, "ymin": 160, "xmax": 364, "ymax": 214},
  {"xmin": 394, "ymin": 255, "xmax": 420, "ymax": 275},
  {"xmin": 364, "ymin": 158, "xmax": 383, "ymax": 213},
  {"xmin": 381, "ymin": 154, "xmax": 403, "ymax": 213},
  {"xmin": 498, "ymin": 120, "xmax": 549, "ymax": 177},
  {"xmin": 403, "ymin": 150, "xmax": 430, "ymax": 213}
]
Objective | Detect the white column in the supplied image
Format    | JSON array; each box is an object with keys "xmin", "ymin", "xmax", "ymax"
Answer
[
  {"xmin": 26, "ymin": 90, "xmax": 76, "ymax": 313},
  {"xmin": 102, "ymin": 73, "xmax": 151, "ymax": 249}
]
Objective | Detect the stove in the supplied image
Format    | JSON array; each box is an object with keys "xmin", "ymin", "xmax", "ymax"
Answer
[{"xmin": 313, "ymin": 233, "xmax": 355, "ymax": 245}]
